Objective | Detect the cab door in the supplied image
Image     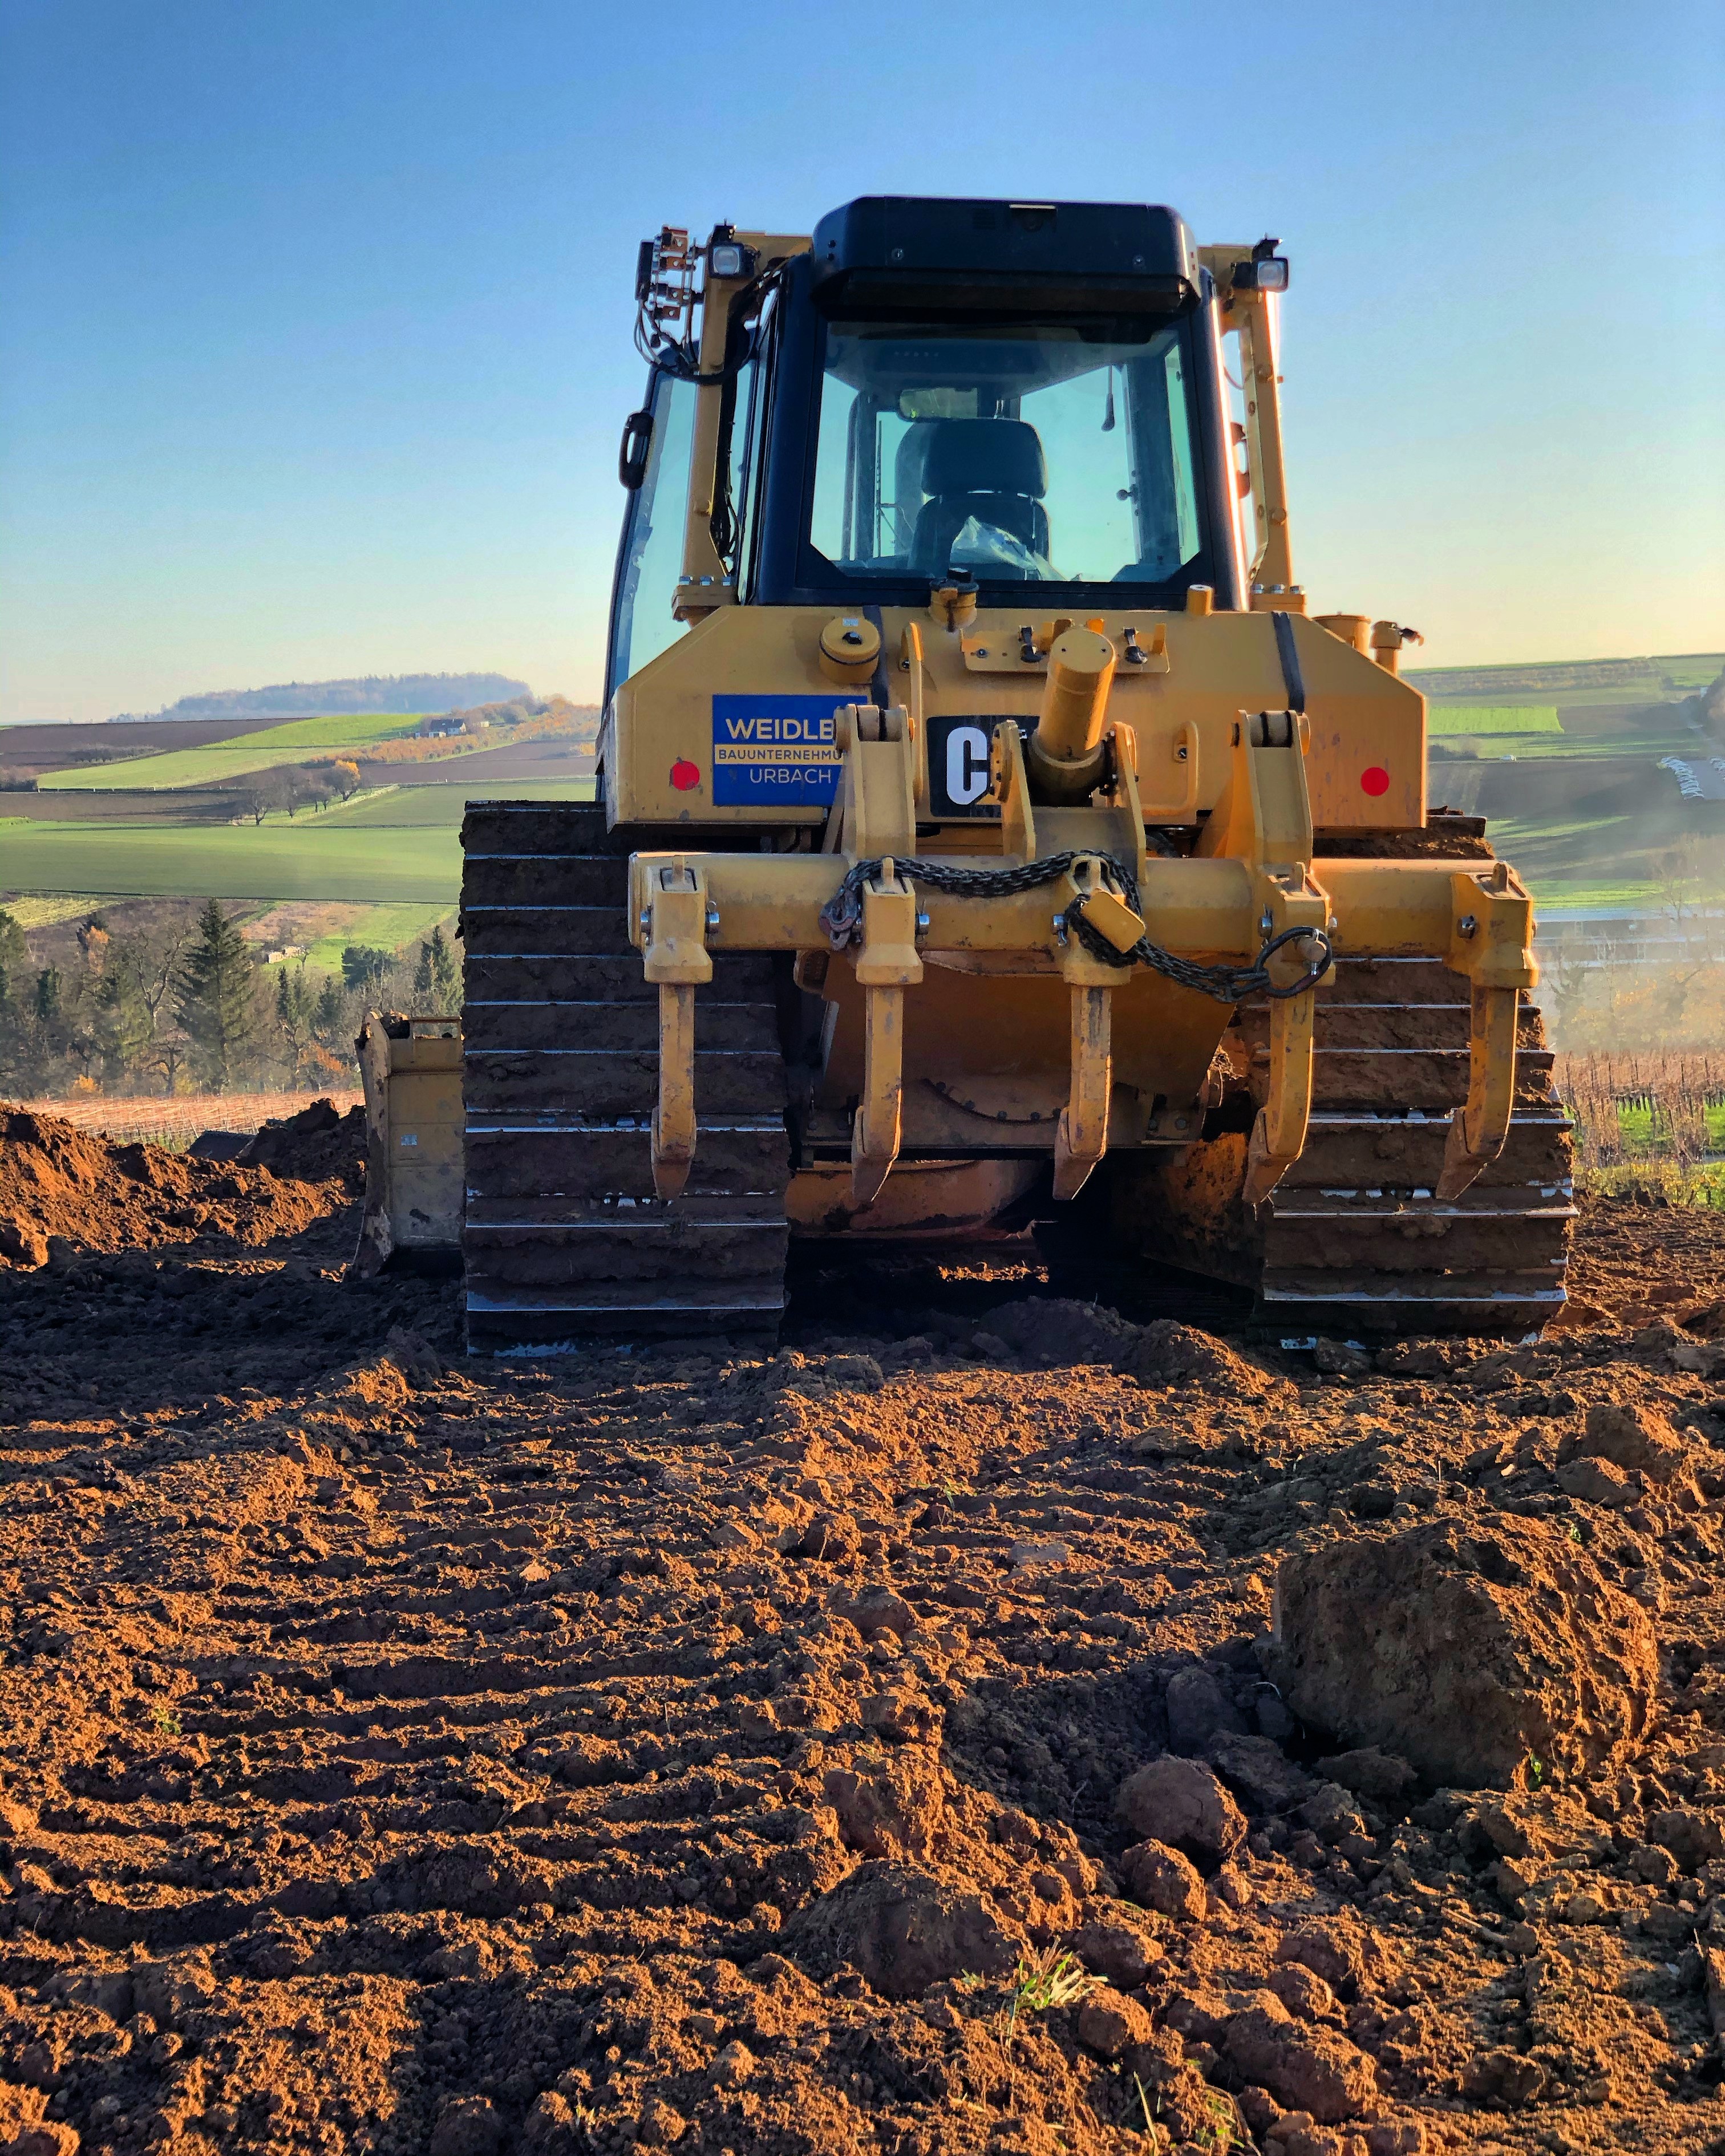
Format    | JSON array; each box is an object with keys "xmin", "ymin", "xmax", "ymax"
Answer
[{"xmin": 605, "ymin": 370, "xmax": 698, "ymax": 703}]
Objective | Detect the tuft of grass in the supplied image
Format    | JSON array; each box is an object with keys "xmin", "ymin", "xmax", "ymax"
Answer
[
  {"xmin": 151, "ymin": 1706, "xmax": 182, "ymax": 1737},
  {"xmin": 1198, "ymin": 2092, "xmax": 1252, "ymax": 2153},
  {"xmin": 1006, "ymin": 1946, "xmax": 1103, "ymax": 2032}
]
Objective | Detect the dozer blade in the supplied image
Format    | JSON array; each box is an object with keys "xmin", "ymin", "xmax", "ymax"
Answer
[{"xmin": 352, "ymin": 1011, "xmax": 464, "ymax": 1278}]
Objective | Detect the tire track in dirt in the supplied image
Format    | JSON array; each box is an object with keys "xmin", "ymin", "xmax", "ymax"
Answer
[{"xmin": 0, "ymin": 1139, "xmax": 1723, "ymax": 2155}]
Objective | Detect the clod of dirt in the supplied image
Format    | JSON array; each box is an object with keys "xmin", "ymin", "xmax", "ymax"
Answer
[
  {"xmin": 0, "ymin": 1222, "xmax": 47, "ymax": 1269},
  {"xmin": 1683, "ymin": 1295, "xmax": 1725, "ymax": 1339},
  {"xmin": 1064, "ymin": 1915, "xmax": 1162, "ymax": 1989},
  {"xmin": 0, "ymin": 1103, "xmax": 350, "ymax": 1263},
  {"xmin": 829, "ymin": 1582, "xmax": 917, "ymax": 1640},
  {"xmin": 1647, "ymin": 1805, "xmax": 1725, "ymax": 1870},
  {"xmin": 1266, "ymin": 1963, "xmax": 1339, "ymax": 2023},
  {"xmin": 781, "ymin": 1861, "xmax": 1023, "ymax": 1999},
  {"xmin": 1207, "ymin": 1731, "xmax": 1315, "ymax": 1813},
  {"xmin": 822, "ymin": 1757, "xmax": 942, "ymax": 1858},
  {"xmin": 1272, "ymin": 1515, "xmax": 1659, "ymax": 1789},
  {"xmin": 1075, "ymin": 1986, "xmax": 1155, "ymax": 2057},
  {"xmin": 1119, "ymin": 1837, "xmax": 1206, "ymax": 1918},
  {"xmin": 1313, "ymin": 1747, "xmax": 1416, "ymax": 1803},
  {"xmin": 1115, "ymin": 1754, "xmax": 1248, "ymax": 1862},
  {"xmin": 1461, "ymin": 2048, "xmax": 1549, "ymax": 2109},
  {"xmin": 430, "ymin": 2092, "xmax": 505, "ymax": 2156},
  {"xmin": 236, "ymin": 1096, "xmax": 365, "ymax": 1188},
  {"xmin": 1576, "ymin": 1400, "xmax": 1688, "ymax": 1485},
  {"xmin": 1165, "ymin": 1662, "xmax": 1248, "ymax": 1749},
  {"xmin": 1131, "ymin": 2028, "xmax": 1237, "ymax": 2142},
  {"xmin": 1223, "ymin": 1995, "xmax": 1378, "ymax": 2122},
  {"xmin": 1273, "ymin": 1920, "xmax": 1393, "ymax": 2003}
]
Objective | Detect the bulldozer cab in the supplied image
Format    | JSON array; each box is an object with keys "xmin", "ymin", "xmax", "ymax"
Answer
[{"xmin": 608, "ymin": 200, "xmax": 1250, "ymax": 698}]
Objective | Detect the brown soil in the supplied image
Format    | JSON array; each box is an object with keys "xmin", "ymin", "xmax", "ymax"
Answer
[
  {"xmin": 0, "ymin": 1144, "xmax": 1722, "ymax": 2156},
  {"xmin": 0, "ymin": 1108, "xmax": 355, "ymax": 1272},
  {"xmin": 1561, "ymin": 1199, "xmax": 1725, "ymax": 1332},
  {"xmin": 235, "ymin": 1101, "xmax": 367, "ymax": 1192}
]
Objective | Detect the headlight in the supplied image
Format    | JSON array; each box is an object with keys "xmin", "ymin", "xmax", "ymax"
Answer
[{"xmin": 708, "ymin": 238, "xmax": 757, "ymax": 281}]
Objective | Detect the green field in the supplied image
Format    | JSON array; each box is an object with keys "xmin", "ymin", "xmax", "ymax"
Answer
[
  {"xmin": 1408, "ymin": 652, "xmax": 1723, "ymax": 708},
  {"xmin": 1427, "ymin": 704, "xmax": 1561, "ymax": 736},
  {"xmin": 0, "ymin": 818, "xmax": 459, "ymax": 902},
  {"xmin": 1530, "ymin": 882, "xmax": 1665, "ymax": 911},
  {"xmin": 317, "ymin": 776, "xmax": 594, "ymax": 826},
  {"xmin": 302, "ymin": 902, "xmax": 455, "ymax": 968},
  {"xmin": 1660, "ymin": 656, "xmax": 1725, "ymax": 688},
  {"xmin": 1435, "ymin": 724, "xmax": 1702, "ymax": 763},
  {"xmin": 40, "ymin": 712, "xmax": 432, "ymax": 792},
  {"xmin": 0, "ymin": 772, "xmax": 597, "ymax": 915}
]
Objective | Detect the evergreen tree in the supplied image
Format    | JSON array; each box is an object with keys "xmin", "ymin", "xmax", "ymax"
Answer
[
  {"xmin": 0, "ymin": 953, "xmax": 24, "ymax": 1095},
  {"xmin": 430, "ymin": 925, "xmax": 459, "ymax": 1010},
  {"xmin": 175, "ymin": 901, "xmax": 258, "ymax": 1092},
  {"xmin": 313, "ymin": 977, "xmax": 346, "ymax": 1048},
  {"xmin": 342, "ymin": 945, "xmax": 392, "ymax": 994},
  {"xmin": 0, "ymin": 909, "xmax": 26, "ymax": 983},
  {"xmin": 414, "ymin": 926, "xmax": 460, "ymax": 1012},
  {"xmin": 99, "ymin": 964, "xmax": 154, "ymax": 1083}
]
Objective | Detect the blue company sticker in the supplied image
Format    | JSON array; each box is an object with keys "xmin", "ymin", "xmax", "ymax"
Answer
[{"xmin": 711, "ymin": 694, "xmax": 842, "ymax": 806}]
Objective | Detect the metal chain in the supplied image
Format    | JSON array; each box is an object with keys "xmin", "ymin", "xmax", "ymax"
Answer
[{"xmin": 819, "ymin": 851, "xmax": 1333, "ymax": 1005}]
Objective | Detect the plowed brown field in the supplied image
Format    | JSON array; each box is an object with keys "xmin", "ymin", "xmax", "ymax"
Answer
[{"xmin": 1, "ymin": 1113, "xmax": 1722, "ymax": 2156}]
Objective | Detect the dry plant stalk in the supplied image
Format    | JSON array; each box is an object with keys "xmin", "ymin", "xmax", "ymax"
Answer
[{"xmin": 1553, "ymin": 1050, "xmax": 1725, "ymax": 1204}]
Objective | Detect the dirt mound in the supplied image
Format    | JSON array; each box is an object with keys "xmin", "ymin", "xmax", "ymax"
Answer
[
  {"xmin": 781, "ymin": 1862, "xmax": 1024, "ymax": 1999},
  {"xmin": 235, "ymin": 1096, "xmax": 366, "ymax": 1188},
  {"xmin": 0, "ymin": 1103, "xmax": 353, "ymax": 1268},
  {"xmin": 985, "ymin": 1296, "xmax": 1274, "ymax": 1391},
  {"xmin": 1272, "ymin": 1514, "xmax": 1660, "ymax": 1788}
]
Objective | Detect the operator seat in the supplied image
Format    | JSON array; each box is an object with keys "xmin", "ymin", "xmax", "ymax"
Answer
[{"xmin": 909, "ymin": 418, "xmax": 1049, "ymax": 578}]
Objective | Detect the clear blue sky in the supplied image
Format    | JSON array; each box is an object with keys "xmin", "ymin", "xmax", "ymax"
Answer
[{"xmin": 2, "ymin": 0, "xmax": 1720, "ymax": 722}]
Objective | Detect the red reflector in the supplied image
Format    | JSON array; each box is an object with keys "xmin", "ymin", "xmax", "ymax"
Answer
[
  {"xmin": 1360, "ymin": 765, "xmax": 1390, "ymax": 797},
  {"xmin": 670, "ymin": 759, "xmax": 700, "ymax": 792}
]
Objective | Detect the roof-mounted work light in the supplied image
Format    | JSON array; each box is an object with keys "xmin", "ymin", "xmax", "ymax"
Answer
[
  {"xmin": 708, "ymin": 229, "xmax": 758, "ymax": 281},
  {"xmin": 1234, "ymin": 236, "xmax": 1290, "ymax": 292}
]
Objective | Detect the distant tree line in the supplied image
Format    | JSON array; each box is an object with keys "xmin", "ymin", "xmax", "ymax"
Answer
[
  {"xmin": 0, "ymin": 903, "xmax": 462, "ymax": 1098},
  {"xmin": 113, "ymin": 673, "xmax": 532, "ymax": 723},
  {"xmin": 231, "ymin": 759, "xmax": 362, "ymax": 823}
]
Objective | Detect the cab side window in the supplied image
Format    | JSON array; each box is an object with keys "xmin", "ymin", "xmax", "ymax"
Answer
[{"xmin": 606, "ymin": 371, "xmax": 697, "ymax": 699}]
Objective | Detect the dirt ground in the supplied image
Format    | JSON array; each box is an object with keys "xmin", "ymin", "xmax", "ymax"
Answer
[{"xmin": 1, "ymin": 1111, "xmax": 1723, "ymax": 2156}]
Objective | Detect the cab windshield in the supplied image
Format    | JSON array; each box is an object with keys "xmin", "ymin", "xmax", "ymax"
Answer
[{"xmin": 808, "ymin": 314, "xmax": 1205, "ymax": 589}]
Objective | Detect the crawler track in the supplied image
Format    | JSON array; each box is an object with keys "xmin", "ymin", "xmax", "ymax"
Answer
[
  {"xmin": 1134, "ymin": 956, "xmax": 1575, "ymax": 1333},
  {"xmin": 459, "ymin": 802, "xmax": 791, "ymax": 1348},
  {"xmin": 1249, "ymin": 955, "xmax": 1575, "ymax": 1331},
  {"xmin": 461, "ymin": 807, "xmax": 1572, "ymax": 1343}
]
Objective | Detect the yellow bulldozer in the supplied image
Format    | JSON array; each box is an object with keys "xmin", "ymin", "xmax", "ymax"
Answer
[{"xmin": 456, "ymin": 197, "xmax": 1572, "ymax": 1348}]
